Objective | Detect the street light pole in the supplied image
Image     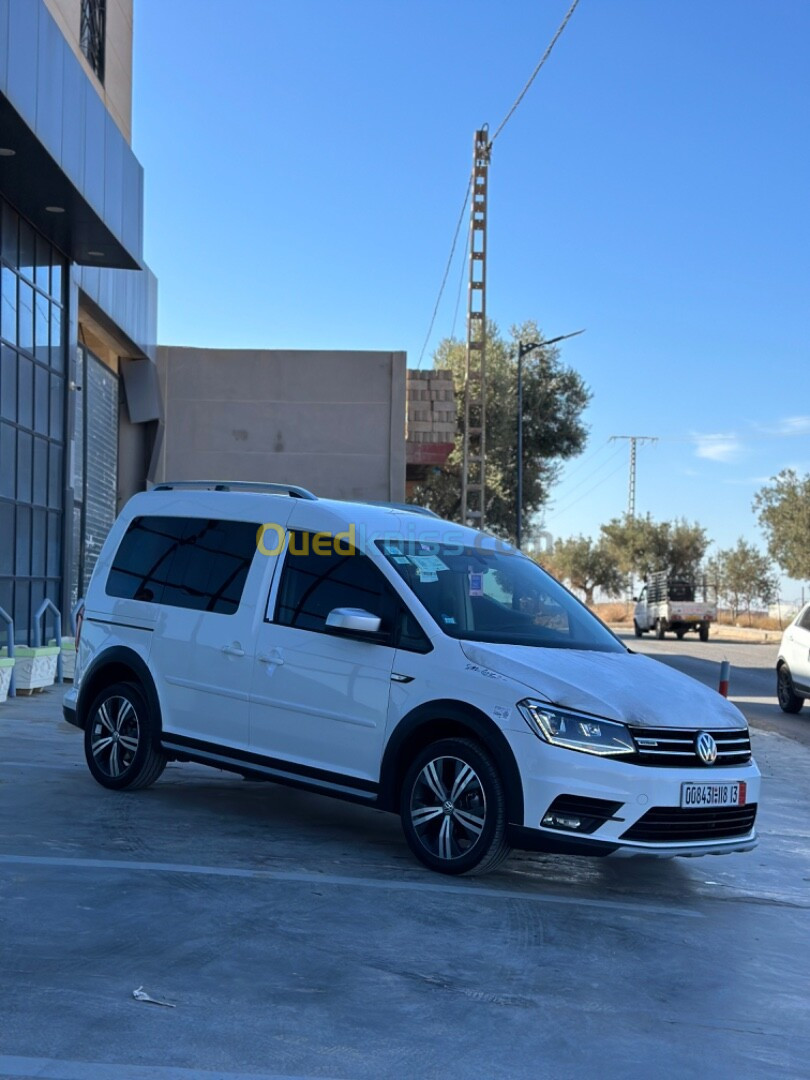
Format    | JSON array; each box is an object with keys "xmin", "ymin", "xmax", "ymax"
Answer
[{"xmin": 515, "ymin": 329, "xmax": 585, "ymax": 550}]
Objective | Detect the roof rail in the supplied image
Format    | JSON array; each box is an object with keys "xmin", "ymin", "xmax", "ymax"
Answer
[
  {"xmin": 152, "ymin": 481, "xmax": 318, "ymax": 500},
  {"xmin": 364, "ymin": 500, "xmax": 440, "ymax": 518}
]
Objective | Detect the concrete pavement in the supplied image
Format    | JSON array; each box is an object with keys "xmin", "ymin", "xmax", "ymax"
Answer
[{"xmin": 1, "ymin": 672, "xmax": 809, "ymax": 1079}]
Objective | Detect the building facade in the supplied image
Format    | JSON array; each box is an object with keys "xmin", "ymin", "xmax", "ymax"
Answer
[
  {"xmin": 0, "ymin": 0, "xmax": 160, "ymax": 643},
  {"xmin": 156, "ymin": 347, "xmax": 407, "ymax": 503}
]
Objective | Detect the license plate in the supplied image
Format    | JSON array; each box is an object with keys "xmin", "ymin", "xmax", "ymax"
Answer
[{"xmin": 680, "ymin": 781, "xmax": 747, "ymax": 808}]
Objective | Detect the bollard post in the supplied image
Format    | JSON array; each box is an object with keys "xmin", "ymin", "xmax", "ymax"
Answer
[{"xmin": 718, "ymin": 659, "xmax": 730, "ymax": 698}]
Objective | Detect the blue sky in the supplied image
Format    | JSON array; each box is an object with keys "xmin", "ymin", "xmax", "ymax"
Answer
[{"xmin": 133, "ymin": 0, "xmax": 809, "ymax": 600}]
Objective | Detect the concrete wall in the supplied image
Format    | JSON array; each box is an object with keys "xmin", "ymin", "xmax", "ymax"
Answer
[
  {"xmin": 156, "ymin": 348, "xmax": 407, "ymax": 502},
  {"xmin": 43, "ymin": 0, "xmax": 133, "ymax": 142}
]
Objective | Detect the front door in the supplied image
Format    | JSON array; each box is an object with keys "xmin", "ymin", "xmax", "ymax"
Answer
[{"xmin": 249, "ymin": 530, "xmax": 397, "ymax": 783}]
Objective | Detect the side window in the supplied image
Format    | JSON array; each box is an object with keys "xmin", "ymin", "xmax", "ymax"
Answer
[
  {"xmin": 106, "ymin": 516, "xmax": 259, "ymax": 615},
  {"xmin": 275, "ymin": 531, "xmax": 397, "ymax": 639}
]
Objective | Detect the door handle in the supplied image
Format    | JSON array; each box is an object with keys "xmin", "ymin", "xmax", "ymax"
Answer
[
  {"xmin": 258, "ymin": 649, "xmax": 284, "ymax": 666},
  {"xmin": 221, "ymin": 643, "xmax": 246, "ymax": 657}
]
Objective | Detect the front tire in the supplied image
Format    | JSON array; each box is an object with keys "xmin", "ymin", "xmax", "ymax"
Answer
[
  {"xmin": 400, "ymin": 737, "xmax": 511, "ymax": 876},
  {"xmin": 633, "ymin": 620, "xmax": 643, "ymax": 638},
  {"xmin": 699, "ymin": 624, "xmax": 710, "ymax": 643},
  {"xmin": 655, "ymin": 619, "xmax": 666, "ymax": 640},
  {"xmin": 84, "ymin": 681, "xmax": 167, "ymax": 790},
  {"xmin": 777, "ymin": 664, "xmax": 804, "ymax": 714}
]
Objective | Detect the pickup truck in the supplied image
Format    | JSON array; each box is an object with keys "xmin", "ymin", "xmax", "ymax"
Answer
[{"xmin": 633, "ymin": 572, "xmax": 716, "ymax": 642}]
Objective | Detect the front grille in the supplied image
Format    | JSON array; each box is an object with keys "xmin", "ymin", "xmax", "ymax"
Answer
[
  {"xmin": 621, "ymin": 804, "xmax": 757, "ymax": 843},
  {"xmin": 542, "ymin": 794, "xmax": 623, "ymax": 834},
  {"xmin": 626, "ymin": 727, "xmax": 751, "ymax": 767}
]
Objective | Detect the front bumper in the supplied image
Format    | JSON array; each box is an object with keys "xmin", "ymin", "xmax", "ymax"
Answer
[
  {"xmin": 62, "ymin": 685, "xmax": 80, "ymax": 729},
  {"xmin": 507, "ymin": 729, "xmax": 760, "ymax": 858}
]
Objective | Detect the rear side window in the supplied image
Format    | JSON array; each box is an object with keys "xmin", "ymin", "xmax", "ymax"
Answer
[{"xmin": 106, "ymin": 516, "xmax": 260, "ymax": 615}]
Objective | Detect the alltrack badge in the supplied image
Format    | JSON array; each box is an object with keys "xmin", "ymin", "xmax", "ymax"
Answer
[{"xmin": 696, "ymin": 731, "xmax": 718, "ymax": 765}]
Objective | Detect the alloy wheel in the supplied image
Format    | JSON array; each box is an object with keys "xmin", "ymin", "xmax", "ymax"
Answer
[
  {"xmin": 409, "ymin": 755, "xmax": 487, "ymax": 861},
  {"xmin": 90, "ymin": 696, "xmax": 140, "ymax": 778}
]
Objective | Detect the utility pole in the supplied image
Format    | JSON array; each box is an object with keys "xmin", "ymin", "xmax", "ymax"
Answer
[
  {"xmin": 610, "ymin": 435, "xmax": 657, "ymax": 518},
  {"xmin": 461, "ymin": 128, "xmax": 491, "ymax": 529}
]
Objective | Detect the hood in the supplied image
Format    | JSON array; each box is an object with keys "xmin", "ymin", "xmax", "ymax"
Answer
[{"xmin": 460, "ymin": 642, "xmax": 747, "ymax": 730}]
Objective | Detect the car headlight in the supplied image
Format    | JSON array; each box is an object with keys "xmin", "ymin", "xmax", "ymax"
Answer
[{"xmin": 517, "ymin": 699, "xmax": 636, "ymax": 757}]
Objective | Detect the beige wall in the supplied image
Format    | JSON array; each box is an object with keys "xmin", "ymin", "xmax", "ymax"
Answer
[
  {"xmin": 156, "ymin": 348, "xmax": 407, "ymax": 503},
  {"xmin": 43, "ymin": 0, "xmax": 133, "ymax": 143}
]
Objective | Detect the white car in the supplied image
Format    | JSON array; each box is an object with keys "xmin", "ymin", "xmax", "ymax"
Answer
[
  {"xmin": 64, "ymin": 482, "xmax": 760, "ymax": 875},
  {"xmin": 776, "ymin": 603, "xmax": 810, "ymax": 714}
]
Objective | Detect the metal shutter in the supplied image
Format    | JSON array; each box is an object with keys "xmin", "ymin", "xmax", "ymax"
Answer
[{"xmin": 82, "ymin": 353, "xmax": 118, "ymax": 593}]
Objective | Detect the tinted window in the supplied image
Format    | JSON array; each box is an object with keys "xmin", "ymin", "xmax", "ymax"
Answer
[
  {"xmin": 276, "ymin": 531, "xmax": 397, "ymax": 639},
  {"xmin": 106, "ymin": 516, "xmax": 259, "ymax": 615}
]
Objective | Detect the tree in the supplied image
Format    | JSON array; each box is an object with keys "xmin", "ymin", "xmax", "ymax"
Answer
[
  {"xmin": 600, "ymin": 514, "xmax": 710, "ymax": 581},
  {"xmin": 710, "ymin": 539, "xmax": 779, "ymax": 622},
  {"xmin": 753, "ymin": 469, "xmax": 810, "ymax": 581},
  {"xmin": 410, "ymin": 319, "xmax": 591, "ymax": 537},
  {"xmin": 542, "ymin": 535, "xmax": 627, "ymax": 606}
]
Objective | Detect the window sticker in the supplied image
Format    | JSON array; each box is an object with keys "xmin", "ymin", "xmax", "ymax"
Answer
[
  {"xmin": 392, "ymin": 556, "xmax": 410, "ymax": 564},
  {"xmin": 442, "ymin": 614, "xmax": 456, "ymax": 625},
  {"xmin": 468, "ymin": 571, "xmax": 484, "ymax": 597},
  {"xmin": 420, "ymin": 571, "xmax": 439, "ymax": 583},
  {"xmin": 384, "ymin": 543, "xmax": 403, "ymax": 555},
  {"xmin": 408, "ymin": 554, "xmax": 448, "ymax": 576}
]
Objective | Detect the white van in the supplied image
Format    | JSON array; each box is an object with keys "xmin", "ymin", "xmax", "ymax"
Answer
[{"xmin": 64, "ymin": 482, "xmax": 760, "ymax": 875}]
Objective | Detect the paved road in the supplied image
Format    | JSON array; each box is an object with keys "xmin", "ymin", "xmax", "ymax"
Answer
[{"xmin": 617, "ymin": 630, "xmax": 810, "ymax": 749}]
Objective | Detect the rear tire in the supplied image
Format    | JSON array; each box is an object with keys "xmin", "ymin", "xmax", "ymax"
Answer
[
  {"xmin": 699, "ymin": 624, "xmax": 710, "ymax": 643},
  {"xmin": 675, "ymin": 628, "xmax": 686, "ymax": 640},
  {"xmin": 400, "ymin": 737, "xmax": 511, "ymax": 876},
  {"xmin": 633, "ymin": 620, "xmax": 643, "ymax": 638},
  {"xmin": 777, "ymin": 664, "xmax": 804, "ymax": 714},
  {"xmin": 84, "ymin": 681, "xmax": 166, "ymax": 791},
  {"xmin": 655, "ymin": 619, "xmax": 665, "ymax": 640}
]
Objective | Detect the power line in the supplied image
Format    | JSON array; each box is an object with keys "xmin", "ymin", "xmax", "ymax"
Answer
[
  {"xmin": 416, "ymin": 177, "xmax": 472, "ymax": 369},
  {"xmin": 490, "ymin": 0, "xmax": 582, "ymax": 145},
  {"xmin": 556, "ymin": 438, "xmax": 613, "ymax": 485},
  {"xmin": 551, "ymin": 444, "xmax": 625, "ymax": 505},
  {"xmin": 544, "ymin": 460, "xmax": 628, "ymax": 524}
]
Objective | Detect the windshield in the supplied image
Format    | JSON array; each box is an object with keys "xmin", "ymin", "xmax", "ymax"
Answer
[{"xmin": 376, "ymin": 539, "xmax": 624, "ymax": 652}]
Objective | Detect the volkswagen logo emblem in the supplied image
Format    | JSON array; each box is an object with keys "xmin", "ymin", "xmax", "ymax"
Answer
[{"xmin": 696, "ymin": 731, "xmax": 718, "ymax": 765}]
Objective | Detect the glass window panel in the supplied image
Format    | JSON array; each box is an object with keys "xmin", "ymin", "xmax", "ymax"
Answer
[
  {"xmin": 33, "ymin": 436, "xmax": 48, "ymax": 505},
  {"xmin": 49, "ymin": 373, "xmax": 63, "ymax": 440},
  {"xmin": 15, "ymin": 504, "xmax": 30, "ymax": 575},
  {"xmin": 30, "ymin": 578, "xmax": 45, "ymax": 636},
  {"xmin": 17, "ymin": 353, "xmax": 33, "ymax": 429},
  {"xmin": 0, "ymin": 577, "xmax": 12, "ymax": 623},
  {"xmin": 71, "ymin": 504, "xmax": 82, "ymax": 606},
  {"xmin": 50, "ymin": 257, "xmax": 63, "ymax": 303},
  {"xmin": 16, "ymin": 429, "xmax": 32, "ymax": 502},
  {"xmin": 48, "ymin": 443, "xmax": 63, "ymax": 508},
  {"xmin": 1, "ymin": 202, "xmax": 17, "ymax": 266},
  {"xmin": 18, "ymin": 219, "xmax": 34, "ymax": 282},
  {"xmin": 0, "ymin": 501, "xmax": 13, "ymax": 575},
  {"xmin": 35, "ymin": 235, "xmax": 50, "ymax": 292},
  {"xmin": 14, "ymin": 581, "xmax": 30, "ymax": 645},
  {"xmin": 49, "ymin": 305, "xmax": 63, "ymax": 370},
  {"xmin": 0, "ymin": 345, "xmax": 16, "ymax": 421},
  {"xmin": 34, "ymin": 363, "xmax": 48, "ymax": 434},
  {"xmin": 0, "ymin": 422, "xmax": 15, "ymax": 499},
  {"xmin": 31, "ymin": 507, "xmax": 46, "ymax": 576},
  {"xmin": 46, "ymin": 510, "xmax": 60, "ymax": 577},
  {"xmin": 106, "ymin": 515, "xmax": 187, "ymax": 603},
  {"xmin": 276, "ymin": 531, "xmax": 395, "ymax": 636},
  {"xmin": 18, "ymin": 281, "xmax": 33, "ymax": 353},
  {"xmin": 35, "ymin": 292, "xmax": 49, "ymax": 362},
  {"xmin": 1, "ymin": 267, "xmax": 17, "ymax": 345},
  {"xmin": 161, "ymin": 519, "xmax": 260, "ymax": 615}
]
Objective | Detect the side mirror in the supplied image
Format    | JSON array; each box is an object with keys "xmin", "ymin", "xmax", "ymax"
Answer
[
  {"xmin": 326, "ymin": 607, "xmax": 382, "ymax": 635},
  {"xmin": 631, "ymin": 596, "xmax": 638, "ymax": 603}
]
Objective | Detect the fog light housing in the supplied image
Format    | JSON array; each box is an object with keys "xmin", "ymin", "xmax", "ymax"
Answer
[{"xmin": 542, "ymin": 813, "xmax": 582, "ymax": 831}]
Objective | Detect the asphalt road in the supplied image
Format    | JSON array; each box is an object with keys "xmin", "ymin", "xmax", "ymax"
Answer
[
  {"xmin": 1, "ymin": 666, "xmax": 809, "ymax": 1079},
  {"xmin": 618, "ymin": 630, "xmax": 810, "ymax": 749}
]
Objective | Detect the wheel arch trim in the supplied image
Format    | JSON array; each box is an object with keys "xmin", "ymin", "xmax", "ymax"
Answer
[
  {"xmin": 378, "ymin": 699, "xmax": 524, "ymax": 824},
  {"xmin": 76, "ymin": 647, "xmax": 162, "ymax": 732}
]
